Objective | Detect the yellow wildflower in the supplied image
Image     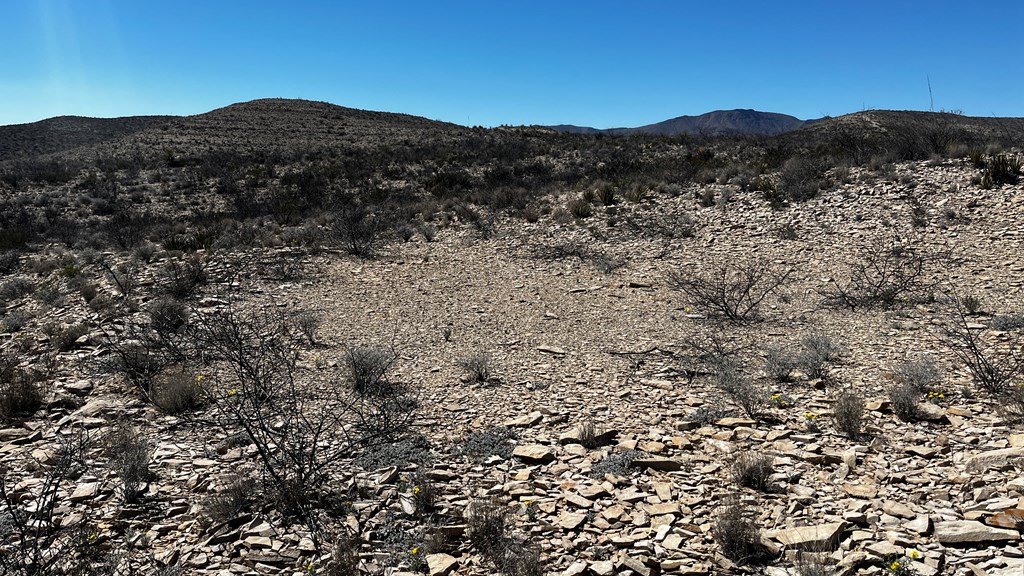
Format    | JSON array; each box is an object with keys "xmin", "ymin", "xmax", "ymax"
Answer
[
  {"xmin": 411, "ymin": 547, "xmax": 419, "ymax": 555},
  {"xmin": 414, "ymin": 486, "xmax": 421, "ymax": 494},
  {"xmin": 909, "ymin": 550, "xmax": 919, "ymax": 559}
]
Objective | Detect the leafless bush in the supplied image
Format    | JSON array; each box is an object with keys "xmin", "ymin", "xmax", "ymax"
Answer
[
  {"xmin": 187, "ymin": 305, "xmax": 417, "ymax": 532},
  {"xmin": 668, "ymin": 259, "xmax": 792, "ymax": 324},
  {"xmin": 731, "ymin": 451, "xmax": 774, "ymax": 491},
  {"xmin": 939, "ymin": 296, "xmax": 1023, "ymax": 394},
  {"xmin": 711, "ymin": 496, "xmax": 769, "ymax": 565},
  {"xmin": 148, "ymin": 296, "xmax": 189, "ymax": 335},
  {"xmin": 823, "ymin": 238, "xmax": 942, "ymax": 310},
  {"xmin": 106, "ymin": 426, "xmax": 151, "ymax": 502},
  {"xmin": 99, "ymin": 257, "xmax": 138, "ymax": 298},
  {"xmin": 832, "ymin": 390, "xmax": 865, "ymax": 438},
  {"xmin": 0, "ymin": 429, "xmax": 93, "ymax": 575}
]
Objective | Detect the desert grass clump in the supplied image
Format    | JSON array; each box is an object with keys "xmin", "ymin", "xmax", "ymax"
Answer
[
  {"xmin": 45, "ymin": 322, "xmax": 89, "ymax": 352},
  {"xmin": 731, "ymin": 451, "xmax": 774, "ymax": 491},
  {"xmin": 888, "ymin": 382, "xmax": 921, "ymax": 422},
  {"xmin": 467, "ymin": 499, "xmax": 510, "ymax": 560},
  {"xmin": 0, "ymin": 376, "xmax": 43, "ymax": 422},
  {"xmin": 763, "ymin": 345, "xmax": 798, "ymax": 382},
  {"xmin": 981, "ymin": 153, "xmax": 1021, "ymax": 188},
  {"xmin": 715, "ymin": 359, "xmax": 767, "ymax": 419},
  {"xmin": 106, "ymin": 426, "xmax": 152, "ymax": 502},
  {"xmin": 832, "ymin": 390, "xmax": 866, "ymax": 438},
  {"xmin": 201, "ymin": 476, "xmax": 255, "ymax": 527},
  {"xmin": 711, "ymin": 497, "xmax": 769, "ymax": 565},
  {"xmin": 567, "ymin": 198, "xmax": 592, "ymax": 219},
  {"xmin": 161, "ymin": 254, "xmax": 208, "ymax": 299},
  {"xmin": 292, "ymin": 309, "xmax": 321, "ymax": 345},
  {"xmin": 458, "ymin": 351, "xmax": 493, "ymax": 383},
  {"xmin": 345, "ymin": 346, "xmax": 398, "ymax": 395},
  {"xmin": 151, "ymin": 367, "xmax": 205, "ymax": 414},
  {"xmin": 148, "ymin": 296, "xmax": 189, "ymax": 335}
]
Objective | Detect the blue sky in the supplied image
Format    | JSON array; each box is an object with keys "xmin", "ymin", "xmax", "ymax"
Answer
[{"xmin": 2, "ymin": 1, "xmax": 1022, "ymax": 127}]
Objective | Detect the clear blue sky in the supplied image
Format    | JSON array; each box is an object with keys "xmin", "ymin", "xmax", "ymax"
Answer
[{"xmin": 2, "ymin": 1, "xmax": 1022, "ymax": 127}]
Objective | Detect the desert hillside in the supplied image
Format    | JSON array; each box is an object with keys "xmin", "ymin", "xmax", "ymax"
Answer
[{"xmin": 0, "ymin": 102, "xmax": 1023, "ymax": 576}]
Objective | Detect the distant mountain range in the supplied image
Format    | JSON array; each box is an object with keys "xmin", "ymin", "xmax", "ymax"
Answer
[{"xmin": 550, "ymin": 109, "xmax": 813, "ymax": 137}]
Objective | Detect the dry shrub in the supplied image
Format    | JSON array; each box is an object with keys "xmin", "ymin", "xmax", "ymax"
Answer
[
  {"xmin": 832, "ymin": 390, "xmax": 865, "ymax": 438},
  {"xmin": 731, "ymin": 451, "xmax": 774, "ymax": 491},
  {"xmin": 711, "ymin": 496, "xmax": 769, "ymax": 565}
]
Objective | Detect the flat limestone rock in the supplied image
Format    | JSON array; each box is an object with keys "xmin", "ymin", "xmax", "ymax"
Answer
[
  {"xmin": 631, "ymin": 457, "xmax": 684, "ymax": 471},
  {"xmin": 557, "ymin": 510, "xmax": 588, "ymax": 530},
  {"xmin": 934, "ymin": 520, "xmax": 1020, "ymax": 545},
  {"xmin": 842, "ymin": 483, "xmax": 878, "ymax": 498},
  {"xmin": 512, "ymin": 444, "xmax": 555, "ymax": 463},
  {"xmin": 966, "ymin": 447, "xmax": 1024, "ymax": 472},
  {"xmin": 426, "ymin": 553, "xmax": 458, "ymax": 576},
  {"xmin": 766, "ymin": 522, "xmax": 847, "ymax": 550},
  {"xmin": 537, "ymin": 344, "xmax": 568, "ymax": 355}
]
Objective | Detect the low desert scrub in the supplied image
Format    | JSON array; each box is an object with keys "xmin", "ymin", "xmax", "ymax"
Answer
[
  {"xmin": 991, "ymin": 314, "xmax": 1024, "ymax": 331},
  {"xmin": 832, "ymin": 390, "xmax": 866, "ymax": 438},
  {"xmin": 590, "ymin": 450, "xmax": 643, "ymax": 478},
  {"xmin": 460, "ymin": 426, "xmax": 516, "ymax": 462},
  {"xmin": 293, "ymin": 309, "xmax": 321, "ymax": 344},
  {"xmin": 668, "ymin": 259, "xmax": 792, "ymax": 324},
  {"xmin": 458, "ymin": 351, "xmax": 493, "ymax": 383},
  {"xmin": 980, "ymin": 153, "xmax": 1021, "ymax": 188},
  {"xmin": 148, "ymin": 296, "xmax": 189, "ymax": 335},
  {"xmin": 44, "ymin": 322, "xmax": 89, "ymax": 352},
  {"xmin": 715, "ymin": 359, "xmax": 767, "ymax": 419},
  {"xmin": 731, "ymin": 451, "xmax": 775, "ymax": 491},
  {"xmin": 797, "ymin": 333, "xmax": 843, "ymax": 379},
  {"xmin": 106, "ymin": 426, "xmax": 152, "ymax": 502},
  {"xmin": 892, "ymin": 356, "xmax": 941, "ymax": 392},
  {"xmin": 711, "ymin": 496, "xmax": 770, "ymax": 565}
]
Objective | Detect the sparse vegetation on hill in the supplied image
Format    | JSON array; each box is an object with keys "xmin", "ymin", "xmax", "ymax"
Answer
[{"xmin": 0, "ymin": 101, "xmax": 1022, "ymax": 575}]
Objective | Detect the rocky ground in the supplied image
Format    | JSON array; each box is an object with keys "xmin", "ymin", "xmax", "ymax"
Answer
[{"xmin": 2, "ymin": 156, "xmax": 1023, "ymax": 575}]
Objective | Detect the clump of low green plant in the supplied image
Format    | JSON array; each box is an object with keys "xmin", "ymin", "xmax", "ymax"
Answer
[
  {"xmin": 460, "ymin": 427, "xmax": 516, "ymax": 462},
  {"xmin": 590, "ymin": 450, "xmax": 643, "ymax": 478}
]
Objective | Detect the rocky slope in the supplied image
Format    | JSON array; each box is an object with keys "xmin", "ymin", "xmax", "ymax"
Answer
[{"xmin": 1, "ymin": 156, "xmax": 1023, "ymax": 575}]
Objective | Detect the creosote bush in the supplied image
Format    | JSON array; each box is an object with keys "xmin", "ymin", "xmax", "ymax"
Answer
[{"xmin": 668, "ymin": 259, "xmax": 792, "ymax": 324}]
